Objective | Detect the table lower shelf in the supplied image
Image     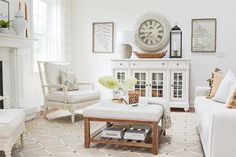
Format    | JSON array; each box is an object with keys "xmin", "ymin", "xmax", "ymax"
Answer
[
  {"xmin": 84, "ymin": 117, "xmax": 164, "ymax": 155},
  {"xmin": 90, "ymin": 124, "xmax": 164, "ymax": 149}
]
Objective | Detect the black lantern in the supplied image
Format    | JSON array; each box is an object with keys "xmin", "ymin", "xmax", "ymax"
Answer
[{"xmin": 170, "ymin": 25, "xmax": 182, "ymax": 58}]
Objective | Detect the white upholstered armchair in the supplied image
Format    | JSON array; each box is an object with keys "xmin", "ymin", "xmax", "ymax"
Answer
[{"xmin": 38, "ymin": 61, "xmax": 101, "ymax": 123}]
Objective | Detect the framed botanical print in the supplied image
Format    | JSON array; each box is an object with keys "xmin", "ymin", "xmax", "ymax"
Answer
[
  {"xmin": 92, "ymin": 22, "xmax": 114, "ymax": 53},
  {"xmin": 191, "ymin": 18, "xmax": 217, "ymax": 52},
  {"xmin": 0, "ymin": 0, "xmax": 9, "ymax": 21}
]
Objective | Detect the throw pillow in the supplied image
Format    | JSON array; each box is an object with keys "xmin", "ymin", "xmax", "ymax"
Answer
[
  {"xmin": 226, "ymin": 80, "xmax": 236, "ymax": 108},
  {"xmin": 207, "ymin": 71, "xmax": 224, "ymax": 99},
  {"xmin": 212, "ymin": 70, "xmax": 236, "ymax": 103},
  {"xmin": 60, "ymin": 70, "xmax": 79, "ymax": 91},
  {"xmin": 226, "ymin": 89, "xmax": 236, "ymax": 109}
]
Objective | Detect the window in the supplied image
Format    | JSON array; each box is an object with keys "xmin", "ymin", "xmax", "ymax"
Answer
[{"xmin": 33, "ymin": 0, "xmax": 71, "ymax": 70}]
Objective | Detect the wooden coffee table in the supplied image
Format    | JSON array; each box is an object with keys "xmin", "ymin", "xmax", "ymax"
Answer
[{"xmin": 83, "ymin": 100, "xmax": 165, "ymax": 155}]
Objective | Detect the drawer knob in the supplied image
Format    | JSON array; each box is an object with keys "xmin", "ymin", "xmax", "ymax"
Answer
[
  {"xmin": 133, "ymin": 63, "xmax": 136, "ymax": 66},
  {"xmin": 177, "ymin": 63, "xmax": 179, "ymax": 66},
  {"xmin": 120, "ymin": 63, "xmax": 122, "ymax": 66},
  {"xmin": 162, "ymin": 63, "xmax": 165, "ymax": 65}
]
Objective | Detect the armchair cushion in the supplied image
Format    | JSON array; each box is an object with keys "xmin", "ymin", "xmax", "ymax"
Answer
[
  {"xmin": 46, "ymin": 90, "xmax": 100, "ymax": 104},
  {"xmin": 44, "ymin": 62, "xmax": 71, "ymax": 91}
]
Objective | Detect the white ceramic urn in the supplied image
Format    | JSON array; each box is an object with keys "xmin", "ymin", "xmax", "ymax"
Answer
[
  {"xmin": 12, "ymin": 11, "xmax": 27, "ymax": 37},
  {"xmin": 119, "ymin": 44, "xmax": 132, "ymax": 59}
]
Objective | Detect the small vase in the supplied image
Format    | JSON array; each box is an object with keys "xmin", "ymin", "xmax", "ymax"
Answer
[
  {"xmin": 113, "ymin": 89, "xmax": 123, "ymax": 100},
  {"xmin": 0, "ymin": 28, "xmax": 10, "ymax": 34},
  {"xmin": 12, "ymin": 11, "xmax": 27, "ymax": 37}
]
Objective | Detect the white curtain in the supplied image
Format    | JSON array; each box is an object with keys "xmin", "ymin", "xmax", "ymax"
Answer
[{"xmin": 33, "ymin": 0, "xmax": 71, "ymax": 69}]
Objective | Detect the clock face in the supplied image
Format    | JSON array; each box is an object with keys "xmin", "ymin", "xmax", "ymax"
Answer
[
  {"xmin": 135, "ymin": 13, "xmax": 171, "ymax": 52},
  {"xmin": 138, "ymin": 19, "xmax": 164, "ymax": 45}
]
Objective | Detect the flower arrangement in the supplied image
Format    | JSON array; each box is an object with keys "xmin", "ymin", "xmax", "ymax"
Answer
[{"xmin": 98, "ymin": 76, "xmax": 137, "ymax": 91}]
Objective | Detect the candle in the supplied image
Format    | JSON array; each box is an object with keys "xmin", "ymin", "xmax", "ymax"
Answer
[
  {"xmin": 24, "ymin": 2, "xmax": 28, "ymax": 20},
  {"xmin": 19, "ymin": 1, "xmax": 21, "ymax": 10},
  {"xmin": 173, "ymin": 42, "xmax": 178, "ymax": 51}
]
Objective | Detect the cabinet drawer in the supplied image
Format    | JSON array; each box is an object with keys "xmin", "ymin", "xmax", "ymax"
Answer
[
  {"xmin": 111, "ymin": 61, "xmax": 129, "ymax": 69},
  {"xmin": 130, "ymin": 61, "xmax": 167, "ymax": 69},
  {"xmin": 169, "ymin": 61, "xmax": 187, "ymax": 68}
]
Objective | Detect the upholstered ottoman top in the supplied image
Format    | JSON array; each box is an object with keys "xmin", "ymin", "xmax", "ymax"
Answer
[
  {"xmin": 0, "ymin": 109, "xmax": 25, "ymax": 138},
  {"xmin": 83, "ymin": 100, "xmax": 163, "ymax": 121}
]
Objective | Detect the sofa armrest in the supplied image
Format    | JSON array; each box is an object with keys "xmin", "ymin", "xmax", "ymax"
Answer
[
  {"xmin": 208, "ymin": 109, "xmax": 236, "ymax": 157},
  {"xmin": 195, "ymin": 86, "xmax": 210, "ymax": 97}
]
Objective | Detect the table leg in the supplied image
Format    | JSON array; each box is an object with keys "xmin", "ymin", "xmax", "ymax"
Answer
[
  {"xmin": 152, "ymin": 122, "xmax": 158, "ymax": 155},
  {"xmin": 84, "ymin": 117, "xmax": 90, "ymax": 148}
]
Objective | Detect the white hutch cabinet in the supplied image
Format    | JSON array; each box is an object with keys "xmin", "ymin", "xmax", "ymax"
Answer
[{"xmin": 111, "ymin": 59, "xmax": 190, "ymax": 109}]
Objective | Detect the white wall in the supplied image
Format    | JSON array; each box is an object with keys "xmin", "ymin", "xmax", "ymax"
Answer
[{"xmin": 71, "ymin": 0, "xmax": 236, "ymax": 105}]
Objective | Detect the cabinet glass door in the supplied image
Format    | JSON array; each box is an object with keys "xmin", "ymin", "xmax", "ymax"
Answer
[
  {"xmin": 150, "ymin": 71, "xmax": 165, "ymax": 98},
  {"xmin": 171, "ymin": 71, "xmax": 185, "ymax": 101},
  {"xmin": 114, "ymin": 70, "xmax": 127, "ymax": 82},
  {"xmin": 133, "ymin": 71, "xmax": 147, "ymax": 97}
]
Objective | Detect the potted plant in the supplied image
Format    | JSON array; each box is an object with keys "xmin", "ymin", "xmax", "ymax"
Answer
[
  {"xmin": 98, "ymin": 76, "xmax": 137, "ymax": 102},
  {"xmin": 0, "ymin": 20, "xmax": 11, "ymax": 34}
]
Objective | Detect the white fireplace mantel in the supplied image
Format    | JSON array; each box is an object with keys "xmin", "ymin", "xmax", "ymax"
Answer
[
  {"xmin": 0, "ymin": 33, "xmax": 34, "ymax": 108},
  {"xmin": 0, "ymin": 33, "xmax": 33, "ymax": 48}
]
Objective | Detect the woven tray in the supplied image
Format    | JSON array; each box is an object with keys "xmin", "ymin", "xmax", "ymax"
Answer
[{"xmin": 133, "ymin": 50, "xmax": 167, "ymax": 58}]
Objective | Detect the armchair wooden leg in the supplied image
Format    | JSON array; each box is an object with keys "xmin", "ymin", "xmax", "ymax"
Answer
[
  {"xmin": 71, "ymin": 112, "xmax": 75, "ymax": 123},
  {"xmin": 44, "ymin": 106, "xmax": 48, "ymax": 118},
  {"xmin": 21, "ymin": 133, "xmax": 24, "ymax": 148},
  {"xmin": 5, "ymin": 149, "xmax": 11, "ymax": 157}
]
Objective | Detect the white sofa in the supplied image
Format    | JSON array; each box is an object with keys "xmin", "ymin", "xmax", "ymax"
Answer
[
  {"xmin": 194, "ymin": 86, "xmax": 236, "ymax": 157},
  {"xmin": 0, "ymin": 109, "xmax": 25, "ymax": 157}
]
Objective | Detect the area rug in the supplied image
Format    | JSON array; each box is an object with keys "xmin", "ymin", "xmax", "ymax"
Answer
[{"xmin": 1, "ymin": 112, "xmax": 204, "ymax": 157}]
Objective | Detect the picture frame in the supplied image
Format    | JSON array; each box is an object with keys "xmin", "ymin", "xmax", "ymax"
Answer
[
  {"xmin": 92, "ymin": 22, "xmax": 114, "ymax": 53},
  {"xmin": 191, "ymin": 18, "xmax": 217, "ymax": 52},
  {"xmin": 0, "ymin": 0, "xmax": 9, "ymax": 21}
]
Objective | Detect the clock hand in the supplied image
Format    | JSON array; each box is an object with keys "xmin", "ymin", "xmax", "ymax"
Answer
[{"xmin": 145, "ymin": 32, "xmax": 152, "ymax": 38}]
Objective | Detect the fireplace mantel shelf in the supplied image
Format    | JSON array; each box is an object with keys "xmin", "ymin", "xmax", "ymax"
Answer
[{"xmin": 0, "ymin": 33, "xmax": 34, "ymax": 48}]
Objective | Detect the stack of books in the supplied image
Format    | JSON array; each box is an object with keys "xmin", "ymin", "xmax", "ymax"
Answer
[
  {"xmin": 101, "ymin": 124, "xmax": 151, "ymax": 141},
  {"xmin": 123, "ymin": 129, "xmax": 149, "ymax": 141},
  {"xmin": 101, "ymin": 128, "xmax": 125, "ymax": 139}
]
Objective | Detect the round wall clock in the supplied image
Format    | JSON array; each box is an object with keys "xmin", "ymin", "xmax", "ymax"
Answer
[{"xmin": 135, "ymin": 12, "xmax": 171, "ymax": 52}]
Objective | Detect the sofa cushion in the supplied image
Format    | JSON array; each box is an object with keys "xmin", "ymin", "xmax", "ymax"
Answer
[
  {"xmin": 213, "ymin": 70, "xmax": 235, "ymax": 103},
  {"xmin": 46, "ymin": 90, "xmax": 100, "ymax": 104},
  {"xmin": 44, "ymin": 62, "xmax": 71, "ymax": 91},
  {"xmin": 0, "ymin": 109, "xmax": 25, "ymax": 138},
  {"xmin": 226, "ymin": 81, "xmax": 236, "ymax": 108}
]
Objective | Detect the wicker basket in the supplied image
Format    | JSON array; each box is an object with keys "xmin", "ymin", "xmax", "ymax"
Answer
[{"xmin": 133, "ymin": 50, "xmax": 167, "ymax": 58}]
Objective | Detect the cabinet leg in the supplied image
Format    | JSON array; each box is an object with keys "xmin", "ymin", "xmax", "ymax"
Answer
[{"xmin": 184, "ymin": 107, "xmax": 190, "ymax": 112}]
